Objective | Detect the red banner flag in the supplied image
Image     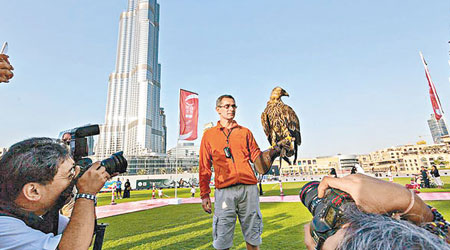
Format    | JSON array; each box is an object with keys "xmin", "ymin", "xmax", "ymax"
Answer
[
  {"xmin": 179, "ymin": 89, "xmax": 199, "ymax": 140},
  {"xmin": 420, "ymin": 52, "xmax": 443, "ymax": 120}
]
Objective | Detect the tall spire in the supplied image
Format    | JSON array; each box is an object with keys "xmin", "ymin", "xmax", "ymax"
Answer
[{"xmin": 96, "ymin": 0, "xmax": 166, "ymax": 158}]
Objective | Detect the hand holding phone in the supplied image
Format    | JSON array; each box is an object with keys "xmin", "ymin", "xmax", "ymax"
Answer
[
  {"xmin": 0, "ymin": 42, "xmax": 8, "ymax": 54},
  {"xmin": 0, "ymin": 42, "xmax": 14, "ymax": 83}
]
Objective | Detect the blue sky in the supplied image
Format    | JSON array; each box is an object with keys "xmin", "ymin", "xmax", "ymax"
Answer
[{"xmin": 1, "ymin": 0, "xmax": 449, "ymax": 157}]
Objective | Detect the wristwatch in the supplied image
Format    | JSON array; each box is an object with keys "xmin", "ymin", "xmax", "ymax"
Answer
[{"xmin": 75, "ymin": 193, "xmax": 97, "ymax": 205}]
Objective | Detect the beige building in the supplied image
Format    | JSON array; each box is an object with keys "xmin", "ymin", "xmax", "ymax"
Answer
[
  {"xmin": 279, "ymin": 136, "xmax": 450, "ymax": 176},
  {"xmin": 280, "ymin": 154, "xmax": 357, "ymax": 176},
  {"xmin": 359, "ymin": 136, "xmax": 450, "ymax": 173}
]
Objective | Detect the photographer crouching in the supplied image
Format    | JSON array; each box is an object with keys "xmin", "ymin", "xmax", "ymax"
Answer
[
  {"xmin": 0, "ymin": 137, "xmax": 118, "ymax": 250},
  {"xmin": 301, "ymin": 174, "xmax": 450, "ymax": 250}
]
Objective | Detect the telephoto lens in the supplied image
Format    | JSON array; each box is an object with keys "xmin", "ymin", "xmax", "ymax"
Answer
[
  {"xmin": 101, "ymin": 151, "xmax": 128, "ymax": 175},
  {"xmin": 299, "ymin": 181, "xmax": 323, "ymax": 216}
]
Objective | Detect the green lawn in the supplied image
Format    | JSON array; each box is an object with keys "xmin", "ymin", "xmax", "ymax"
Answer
[
  {"xmin": 97, "ymin": 176, "xmax": 450, "ymax": 206},
  {"xmin": 97, "ymin": 202, "xmax": 309, "ymax": 249},
  {"xmin": 97, "ymin": 200, "xmax": 450, "ymax": 249},
  {"xmin": 93, "ymin": 176, "xmax": 450, "ymax": 249},
  {"xmin": 97, "ymin": 188, "xmax": 205, "ymax": 206},
  {"xmin": 382, "ymin": 176, "xmax": 450, "ymax": 193}
]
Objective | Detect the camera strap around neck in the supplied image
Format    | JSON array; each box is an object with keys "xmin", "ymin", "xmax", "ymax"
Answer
[{"xmin": 221, "ymin": 128, "xmax": 234, "ymax": 145}]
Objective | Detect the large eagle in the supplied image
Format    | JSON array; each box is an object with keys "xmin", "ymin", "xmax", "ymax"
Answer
[{"xmin": 261, "ymin": 86, "xmax": 301, "ymax": 165}]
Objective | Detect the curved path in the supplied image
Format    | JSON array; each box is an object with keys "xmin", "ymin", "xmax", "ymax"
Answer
[{"xmin": 96, "ymin": 192, "xmax": 450, "ymax": 219}]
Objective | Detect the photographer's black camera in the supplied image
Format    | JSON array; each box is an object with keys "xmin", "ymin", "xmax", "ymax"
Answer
[
  {"xmin": 65, "ymin": 124, "xmax": 127, "ymax": 175},
  {"xmin": 299, "ymin": 181, "xmax": 353, "ymax": 250}
]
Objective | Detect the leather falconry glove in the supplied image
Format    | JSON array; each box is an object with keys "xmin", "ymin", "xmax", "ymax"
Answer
[{"xmin": 254, "ymin": 138, "xmax": 292, "ymax": 175}]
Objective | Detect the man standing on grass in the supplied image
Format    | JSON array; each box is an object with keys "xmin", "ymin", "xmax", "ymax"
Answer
[{"xmin": 199, "ymin": 94, "xmax": 288, "ymax": 250}]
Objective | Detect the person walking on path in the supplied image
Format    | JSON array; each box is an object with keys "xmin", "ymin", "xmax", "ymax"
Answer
[
  {"xmin": 190, "ymin": 186, "xmax": 196, "ymax": 198},
  {"xmin": 430, "ymin": 165, "xmax": 443, "ymax": 189},
  {"xmin": 199, "ymin": 94, "xmax": 289, "ymax": 250}
]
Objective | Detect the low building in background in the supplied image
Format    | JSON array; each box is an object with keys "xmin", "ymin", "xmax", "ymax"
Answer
[
  {"xmin": 359, "ymin": 137, "xmax": 450, "ymax": 173},
  {"xmin": 279, "ymin": 136, "xmax": 450, "ymax": 176},
  {"xmin": 167, "ymin": 142, "xmax": 199, "ymax": 158},
  {"xmin": 279, "ymin": 154, "xmax": 358, "ymax": 176},
  {"xmin": 126, "ymin": 155, "xmax": 199, "ymax": 175}
]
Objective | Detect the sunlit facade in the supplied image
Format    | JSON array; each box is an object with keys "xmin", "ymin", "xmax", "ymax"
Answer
[
  {"xmin": 427, "ymin": 114, "xmax": 449, "ymax": 144},
  {"xmin": 97, "ymin": 0, "xmax": 166, "ymax": 158}
]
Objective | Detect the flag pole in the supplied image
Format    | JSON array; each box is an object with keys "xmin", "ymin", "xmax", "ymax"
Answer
[
  {"xmin": 175, "ymin": 89, "xmax": 180, "ymax": 199},
  {"xmin": 420, "ymin": 51, "xmax": 449, "ymax": 139},
  {"xmin": 175, "ymin": 139, "xmax": 178, "ymax": 198}
]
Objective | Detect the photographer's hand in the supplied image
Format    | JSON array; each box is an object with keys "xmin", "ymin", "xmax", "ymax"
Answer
[
  {"xmin": 76, "ymin": 162, "xmax": 111, "ymax": 194},
  {"xmin": 0, "ymin": 54, "xmax": 14, "ymax": 83},
  {"xmin": 317, "ymin": 174, "xmax": 433, "ymax": 224},
  {"xmin": 59, "ymin": 162, "xmax": 110, "ymax": 250}
]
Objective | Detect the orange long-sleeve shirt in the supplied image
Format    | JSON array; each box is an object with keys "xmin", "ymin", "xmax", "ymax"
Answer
[{"xmin": 199, "ymin": 121, "xmax": 261, "ymax": 199}]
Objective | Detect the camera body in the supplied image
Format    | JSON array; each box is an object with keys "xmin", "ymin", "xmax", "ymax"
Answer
[
  {"xmin": 66, "ymin": 124, "xmax": 127, "ymax": 175},
  {"xmin": 223, "ymin": 146, "xmax": 232, "ymax": 158},
  {"xmin": 300, "ymin": 181, "xmax": 353, "ymax": 249}
]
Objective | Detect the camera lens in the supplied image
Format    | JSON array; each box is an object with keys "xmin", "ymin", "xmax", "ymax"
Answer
[
  {"xmin": 299, "ymin": 181, "xmax": 323, "ymax": 216},
  {"xmin": 101, "ymin": 151, "xmax": 128, "ymax": 175}
]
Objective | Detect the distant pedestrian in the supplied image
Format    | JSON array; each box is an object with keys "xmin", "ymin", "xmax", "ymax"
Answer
[
  {"xmin": 329, "ymin": 168, "xmax": 337, "ymax": 178},
  {"xmin": 387, "ymin": 170, "xmax": 393, "ymax": 182},
  {"xmin": 115, "ymin": 178, "xmax": 122, "ymax": 199},
  {"xmin": 190, "ymin": 186, "xmax": 196, "ymax": 197},
  {"xmin": 123, "ymin": 179, "xmax": 131, "ymax": 198},
  {"xmin": 350, "ymin": 166, "xmax": 357, "ymax": 174},
  {"xmin": 158, "ymin": 188, "xmax": 163, "ymax": 198},
  {"xmin": 420, "ymin": 167, "xmax": 430, "ymax": 188},
  {"xmin": 430, "ymin": 165, "xmax": 443, "ymax": 189}
]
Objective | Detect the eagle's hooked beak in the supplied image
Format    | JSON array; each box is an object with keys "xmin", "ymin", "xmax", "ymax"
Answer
[{"xmin": 281, "ymin": 89, "xmax": 289, "ymax": 97}]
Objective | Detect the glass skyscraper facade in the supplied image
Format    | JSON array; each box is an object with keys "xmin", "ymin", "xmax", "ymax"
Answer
[
  {"xmin": 97, "ymin": 0, "xmax": 166, "ymax": 158},
  {"xmin": 427, "ymin": 114, "xmax": 448, "ymax": 144}
]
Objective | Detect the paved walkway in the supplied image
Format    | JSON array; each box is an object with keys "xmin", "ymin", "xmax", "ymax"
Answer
[{"xmin": 96, "ymin": 192, "xmax": 450, "ymax": 219}]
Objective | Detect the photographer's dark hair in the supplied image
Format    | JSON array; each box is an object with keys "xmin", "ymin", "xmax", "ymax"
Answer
[
  {"xmin": 338, "ymin": 204, "xmax": 450, "ymax": 250},
  {"xmin": 216, "ymin": 94, "xmax": 235, "ymax": 107},
  {"xmin": 0, "ymin": 137, "xmax": 70, "ymax": 201}
]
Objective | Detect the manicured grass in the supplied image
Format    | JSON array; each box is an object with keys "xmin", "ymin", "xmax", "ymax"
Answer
[
  {"xmin": 97, "ymin": 188, "xmax": 199, "ymax": 206},
  {"xmin": 97, "ymin": 202, "xmax": 309, "ymax": 249},
  {"xmin": 383, "ymin": 176, "xmax": 450, "ymax": 193},
  {"xmin": 96, "ymin": 200, "xmax": 450, "ymax": 250},
  {"xmin": 97, "ymin": 176, "xmax": 450, "ymax": 206}
]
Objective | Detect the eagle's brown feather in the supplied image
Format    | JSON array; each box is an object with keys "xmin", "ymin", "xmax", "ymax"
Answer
[{"xmin": 261, "ymin": 87, "xmax": 301, "ymax": 165}]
